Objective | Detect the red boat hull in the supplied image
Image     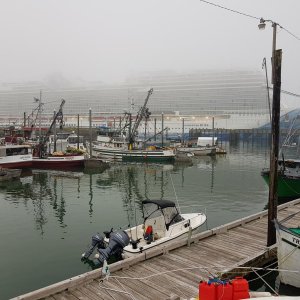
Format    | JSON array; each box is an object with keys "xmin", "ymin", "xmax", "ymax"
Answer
[
  {"xmin": 0, "ymin": 161, "xmax": 32, "ymax": 169},
  {"xmin": 32, "ymin": 156, "xmax": 85, "ymax": 169}
]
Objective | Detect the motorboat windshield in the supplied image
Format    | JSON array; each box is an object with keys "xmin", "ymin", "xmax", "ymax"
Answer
[{"xmin": 142, "ymin": 200, "xmax": 181, "ymax": 230}]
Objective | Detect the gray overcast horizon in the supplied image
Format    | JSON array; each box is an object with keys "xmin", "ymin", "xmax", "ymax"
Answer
[{"xmin": 0, "ymin": 1, "xmax": 299, "ymax": 98}]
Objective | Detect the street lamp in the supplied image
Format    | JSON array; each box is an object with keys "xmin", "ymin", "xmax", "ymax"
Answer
[{"xmin": 258, "ymin": 18, "xmax": 278, "ymax": 83}]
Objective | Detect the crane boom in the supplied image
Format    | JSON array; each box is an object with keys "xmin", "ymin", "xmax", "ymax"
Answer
[
  {"xmin": 35, "ymin": 99, "xmax": 66, "ymax": 158},
  {"xmin": 129, "ymin": 88, "xmax": 153, "ymax": 146}
]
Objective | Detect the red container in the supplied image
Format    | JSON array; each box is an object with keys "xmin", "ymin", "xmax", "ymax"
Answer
[
  {"xmin": 232, "ymin": 277, "xmax": 250, "ymax": 300},
  {"xmin": 199, "ymin": 281, "xmax": 216, "ymax": 300},
  {"xmin": 216, "ymin": 282, "xmax": 233, "ymax": 300}
]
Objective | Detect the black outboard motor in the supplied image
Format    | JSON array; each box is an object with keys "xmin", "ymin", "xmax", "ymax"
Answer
[
  {"xmin": 81, "ymin": 233, "xmax": 105, "ymax": 259},
  {"xmin": 96, "ymin": 230, "xmax": 130, "ymax": 264}
]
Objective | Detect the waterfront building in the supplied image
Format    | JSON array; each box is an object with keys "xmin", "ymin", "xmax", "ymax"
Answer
[{"xmin": 0, "ymin": 69, "xmax": 272, "ymax": 132}]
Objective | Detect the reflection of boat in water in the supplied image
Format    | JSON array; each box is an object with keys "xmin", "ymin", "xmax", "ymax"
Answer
[
  {"xmin": 0, "ymin": 144, "xmax": 32, "ymax": 169},
  {"xmin": 32, "ymin": 169, "xmax": 84, "ymax": 179},
  {"xmin": 0, "ymin": 168, "xmax": 22, "ymax": 181}
]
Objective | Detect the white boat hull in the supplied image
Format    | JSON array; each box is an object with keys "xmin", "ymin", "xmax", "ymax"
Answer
[
  {"xmin": 176, "ymin": 146, "xmax": 216, "ymax": 156},
  {"xmin": 123, "ymin": 212, "xmax": 206, "ymax": 257},
  {"xmin": 276, "ymin": 222, "xmax": 300, "ymax": 288},
  {"xmin": 92, "ymin": 145, "xmax": 175, "ymax": 162}
]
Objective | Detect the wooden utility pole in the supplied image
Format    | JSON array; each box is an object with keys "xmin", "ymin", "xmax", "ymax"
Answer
[
  {"xmin": 182, "ymin": 118, "xmax": 185, "ymax": 144},
  {"xmin": 77, "ymin": 114, "xmax": 80, "ymax": 150},
  {"xmin": 267, "ymin": 49, "xmax": 282, "ymax": 246},
  {"xmin": 154, "ymin": 118, "xmax": 157, "ymax": 141},
  {"xmin": 89, "ymin": 108, "xmax": 92, "ymax": 158},
  {"xmin": 161, "ymin": 113, "xmax": 164, "ymax": 148}
]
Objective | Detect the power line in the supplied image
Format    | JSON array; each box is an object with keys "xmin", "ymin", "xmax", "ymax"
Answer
[
  {"xmin": 199, "ymin": 0, "xmax": 300, "ymax": 41},
  {"xmin": 199, "ymin": 0, "xmax": 260, "ymax": 20}
]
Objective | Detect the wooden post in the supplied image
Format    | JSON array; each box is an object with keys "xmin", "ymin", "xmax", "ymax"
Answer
[
  {"xmin": 212, "ymin": 116, "xmax": 215, "ymax": 146},
  {"xmin": 182, "ymin": 118, "xmax": 184, "ymax": 144},
  {"xmin": 89, "ymin": 108, "xmax": 92, "ymax": 158},
  {"xmin": 77, "ymin": 114, "xmax": 80, "ymax": 150},
  {"xmin": 53, "ymin": 110, "xmax": 57, "ymax": 153},
  {"xmin": 154, "ymin": 118, "xmax": 157, "ymax": 141},
  {"xmin": 23, "ymin": 112, "xmax": 26, "ymax": 127},
  {"xmin": 161, "ymin": 113, "xmax": 164, "ymax": 148},
  {"xmin": 267, "ymin": 49, "xmax": 282, "ymax": 246}
]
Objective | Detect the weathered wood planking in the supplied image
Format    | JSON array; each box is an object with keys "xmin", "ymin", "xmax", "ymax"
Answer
[{"xmin": 12, "ymin": 199, "xmax": 300, "ymax": 300}]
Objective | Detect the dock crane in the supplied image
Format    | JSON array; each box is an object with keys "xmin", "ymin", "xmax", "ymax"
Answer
[
  {"xmin": 128, "ymin": 88, "xmax": 153, "ymax": 149},
  {"xmin": 34, "ymin": 99, "xmax": 65, "ymax": 158}
]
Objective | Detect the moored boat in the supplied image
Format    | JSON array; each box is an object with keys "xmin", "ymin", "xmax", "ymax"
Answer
[
  {"xmin": 275, "ymin": 216, "xmax": 300, "ymax": 289},
  {"xmin": 91, "ymin": 89, "xmax": 175, "ymax": 163},
  {"xmin": 82, "ymin": 199, "xmax": 207, "ymax": 264},
  {"xmin": 121, "ymin": 199, "xmax": 207, "ymax": 257},
  {"xmin": 176, "ymin": 145, "xmax": 216, "ymax": 156},
  {"xmin": 0, "ymin": 144, "xmax": 32, "ymax": 169},
  {"xmin": 261, "ymin": 167, "xmax": 300, "ymax": 199}
]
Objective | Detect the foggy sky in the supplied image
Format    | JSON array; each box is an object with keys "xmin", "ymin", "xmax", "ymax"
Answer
[{"xmin": 0, "ymin": 0, "xmax": 299, "ymax": 95}]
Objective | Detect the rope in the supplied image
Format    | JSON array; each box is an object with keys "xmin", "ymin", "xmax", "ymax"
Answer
[
  {"xmin": 170, "ymin": 174, "xmax": 181, "ymax": 214},
  {"xmin": 251, "ymin": 268, "xmax": 279, "ymax": 296}
]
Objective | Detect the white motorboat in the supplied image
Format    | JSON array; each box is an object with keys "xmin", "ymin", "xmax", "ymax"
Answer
[
  {"xmin": 121, "ymin": 199, "xmax": 206, "ymax": 257},
  {"xmin": 275, "ymin": 217, "xmax": 300, "ymax": 288},
  {"xmin": 82, "ymin": 199, "xmax": 206, "ymax": 265},
  {"xmin": 176, "ymin": 145, "xmax": 216, "ymax": 156}
]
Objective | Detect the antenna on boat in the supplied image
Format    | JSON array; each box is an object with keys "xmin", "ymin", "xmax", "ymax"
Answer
[{"xmin": 170, "ymin": 174, "xmax": 181, "ymax": 214}]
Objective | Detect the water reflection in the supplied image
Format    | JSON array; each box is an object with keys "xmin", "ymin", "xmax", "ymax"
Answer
[{"xmin": 1, "ymin": 142, "xmax": 278, "ymax": 300}]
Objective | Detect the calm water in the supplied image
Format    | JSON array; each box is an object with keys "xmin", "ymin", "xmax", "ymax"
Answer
[{"xmin": 0, "ymin": 141, "xmax": 294, "ymax": 299}]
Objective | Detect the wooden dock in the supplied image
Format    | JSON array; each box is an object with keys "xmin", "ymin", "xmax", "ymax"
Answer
[{"xmin": 13, "ymin": 199, "xmax": 300, "ymax": 300}]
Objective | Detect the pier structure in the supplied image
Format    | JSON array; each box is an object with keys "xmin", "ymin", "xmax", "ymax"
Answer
[{"xmin": 13, "ymin": 199, "xmax": 300, "ymax": 300}]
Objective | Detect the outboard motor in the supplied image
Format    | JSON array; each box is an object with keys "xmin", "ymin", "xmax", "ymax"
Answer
[
  {"xmin": 96, "ymin": 230, "xmax": 130, "ymax": 264},
  {"xmin": 81, "ymin": 233, "xmax": 105, "ymax": 259}
]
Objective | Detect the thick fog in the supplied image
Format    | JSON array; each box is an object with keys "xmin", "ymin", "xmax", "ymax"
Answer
[{"xmin": 0, "ymin": 0, "xmax": 299, "ymax": 96}]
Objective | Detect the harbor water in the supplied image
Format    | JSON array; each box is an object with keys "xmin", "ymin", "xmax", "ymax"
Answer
[{"xmin": 0, "ymin": 141, "xmax": 297, "ymax": 299}]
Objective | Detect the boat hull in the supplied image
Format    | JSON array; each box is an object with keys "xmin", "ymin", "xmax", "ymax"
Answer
[
  {"xmin": 261, "ymin": 170, "xmax": 300, "ymax": 199},
  {"xmin": 176, "ymin": 146, "xmax": 216, "ymax": 156},
  {"xmin": 275, "ymin": 221, "xmax": 300, "ymax": 288},
  {"xmin": 32, "ymin": 155, "xmax": 85, "ymax": 169},
  {"xmin": 93, "ymin": 147, "xmax": 175, "ymax": 163}
]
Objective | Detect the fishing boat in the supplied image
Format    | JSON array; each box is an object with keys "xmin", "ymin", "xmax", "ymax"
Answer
[
  {"xmin": 91, "ymin": 89, "xmax": 175, "ymax": 163},
  {"xmin": 32, "ymin": 99, "xmax": 85, "ymax": 170},
  {"xmin": 274, "ymin": 215, "xmax": 300, "ymax": 289},
  {"xmin": 82, "ymin": 199, "xmax": 207, "ymax": 264},
  {"xmin": 261, "ymin": 162, "xmax": 300, "ymax": 199},
  {"xmin": 261, "ymin": 115, "xmax": 300, "ymax": 199},
  {"xmin": 0, "ymin": 144, "xmax": 32, "ymax": 169}
]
